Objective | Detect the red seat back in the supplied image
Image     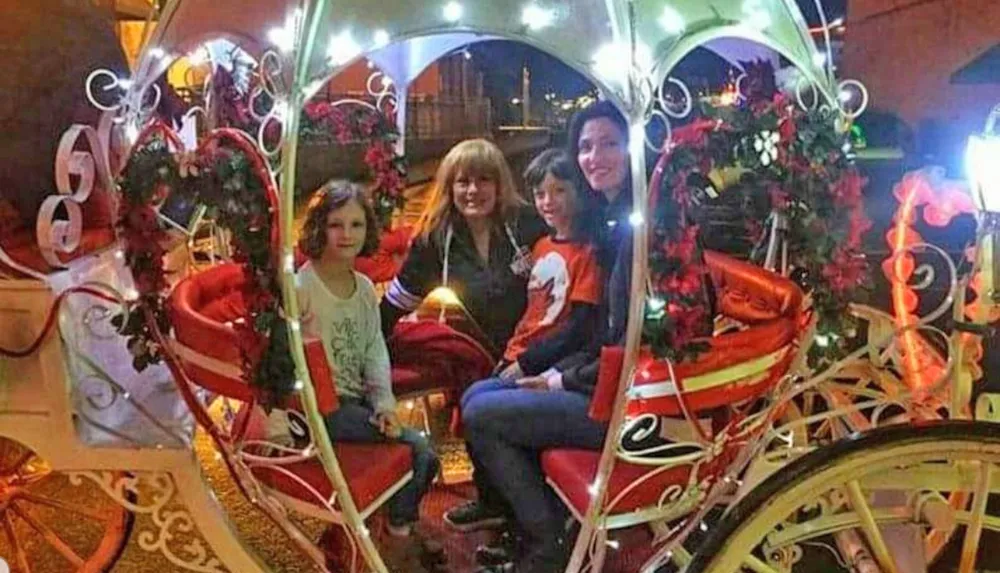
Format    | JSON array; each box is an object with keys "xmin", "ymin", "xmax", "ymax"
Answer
[
  {"xmin": 169, "ymin": 263, "xmax": 341, "ymax": 413},
  {"xmin": 168, "ymin": 263, "xmax": 255, "ymax": 401},
  {"xmin": 590, "ymin": 251, "xmax": 804, "ymax": 420}
]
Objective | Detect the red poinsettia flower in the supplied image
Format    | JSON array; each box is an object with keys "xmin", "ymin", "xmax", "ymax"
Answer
[
  {"xmin": 768, "ymin": 184, "xmax": 789, "ymax": 210},
  {"xmin": 831, "ymin": 171, "xmax": 866, "ymax": 208},
  {"xmin": 666, "ymin": 302, "xmax": 707, "ymax": 345},
  {"xmin": 662, "ymin": 264, "xmax": 705, "ymax": 297},
  {"xmin": 672, "ymin": 118, "xmax": 716, "ymax": 149},
  {"xmin": 821, "ymin": 248, "xmax": 867, "ymax": 293},
  {"xmin": 304, "ymin": 101, "xmax": 334, "ymax": 121},
  {"xmin": 360, "ymin": 112, "xmax": 380, "ymax": 136},
  {"xmin": 664, "ymin": 225, "xmax": 700, "ymax": 261},
  {"xmin": 778, "ymin": 115, "xmax": 797, "ymax": 143},
  {"xmin": 845, "ymin": 209, "xmax": 872, "ymax": 249}
]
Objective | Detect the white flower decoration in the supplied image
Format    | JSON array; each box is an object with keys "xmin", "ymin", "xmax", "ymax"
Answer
[{"xmin": 754, "ymin": 130, "xmax": 780, "ymax": 166}]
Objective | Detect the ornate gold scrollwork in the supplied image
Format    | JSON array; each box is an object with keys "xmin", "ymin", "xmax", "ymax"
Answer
[{"xmin": 68, "ymin": 471, "xmax": 228, "ymax": 573}]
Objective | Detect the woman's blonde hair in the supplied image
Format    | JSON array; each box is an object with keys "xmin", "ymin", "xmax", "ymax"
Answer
[{"xmin": 413, "ymin": 139, "xmax": 525, "ymax": 240}]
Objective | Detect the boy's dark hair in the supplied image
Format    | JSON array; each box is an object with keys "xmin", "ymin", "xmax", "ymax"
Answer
[
  {"xmin": 523, "ymin": 148, "xmax": 577, "ymax": 191},
  {"xmin": 523, "ymin": 148, "xmax": 596, "ymax": 243},
  {"xmin": 298, "ymin": 180, "xmax": 379, "ymax": 260}
]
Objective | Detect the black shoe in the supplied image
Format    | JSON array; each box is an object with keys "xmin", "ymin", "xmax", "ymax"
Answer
[
  {"xmin": 475, "ymin": 531, "xmax": 519, "ymax": 566},
  {"xmin": 419, "ymin": 538, "xmax": 448, "ymax": 572},
  {"xmin": 517, "ymin": 538, "xmax": 569, "ymax": 573},
  {"xmin": 475, "ymin": 563, "xmax": 514, "ymax": 573},
  {"xmin": 443, "ymin": 500, "xmax": 506, "ymax": 532}
]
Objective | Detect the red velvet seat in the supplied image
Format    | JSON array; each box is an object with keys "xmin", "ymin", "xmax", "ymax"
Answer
[
  {"xmin": 168, "ymin": 263, "xmax": 480, "ymax": 405},
  {"xmin": 544, "ymin": 251, "xmax": 805, "ymax": 525},
  {"xmin": 0, "ymin": 190, "xmax": 116, "ymax": 277},
  {"xmin": 168, "ymin": 263, "xmax": 256, "ymax": 402},
  {"xmin": 541, "ymin": 449, "xmax": 695, "ymax": 519},
  {"xmin": 591, "ymin": 251, "xmax": 804, "ymax": 421},
  {"xmin": 1, "ymin": 227, "xmax": 116, "ymax": 277},
  {"xmin": 169, "ymin": 263, "xmax": 414, "ymax": 516},
  {"xmin": 237, "ymin": 405, "xmax": 412, "ymax": 514},
  {"xmin": 389, "ymin": 367, "xmax": 428, "ymax": 396}
]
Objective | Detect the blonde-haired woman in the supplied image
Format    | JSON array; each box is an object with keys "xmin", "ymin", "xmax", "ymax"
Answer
[{"xmin": 381, "ymin": 139, "xmax": 546, "ymax": 356}]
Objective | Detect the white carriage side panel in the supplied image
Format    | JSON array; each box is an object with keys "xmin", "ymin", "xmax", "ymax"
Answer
[
  {"xmin": 0, "ymin": 277, "xmax": 77, "ymax": 460},
  {"xmin": 51, "ymin": 246, "xmax": 196, "ymax": 449}
]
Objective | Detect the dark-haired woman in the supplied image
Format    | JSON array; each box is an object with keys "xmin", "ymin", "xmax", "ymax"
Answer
[{"xmin": 462, "ymin": 102, "xmax": 636, "ymax": 573}]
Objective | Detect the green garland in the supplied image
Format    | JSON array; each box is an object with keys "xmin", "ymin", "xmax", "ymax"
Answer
[
  {"xmin": 115, "ymin": 130, "xmax": 296, "ymax": 406},
  {"xmin": 650, "ymin": 87, "xmax": 871, "ymax": 367}
]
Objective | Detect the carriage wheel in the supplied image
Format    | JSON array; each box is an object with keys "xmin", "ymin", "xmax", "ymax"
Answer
[
  {"xmin": 685, "ymin": 421, "xmax": 1000, "ymax": 573},
  {"xmin": 0, "ymin": 438, "xmax": 133, "ymax": 572}
]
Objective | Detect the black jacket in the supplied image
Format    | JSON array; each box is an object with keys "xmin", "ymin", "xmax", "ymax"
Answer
[
  {"xmin": 553, "ymin": 191, "xmax": 633, "ymax": 395},
  {"xmin": 381, "ymin": 206, "xmax": 547, "ymax": 357}
]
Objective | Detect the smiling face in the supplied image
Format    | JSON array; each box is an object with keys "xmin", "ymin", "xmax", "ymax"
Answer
[
  {"xmin": 576, "ymin": 117, "xmax": 628, "ymax": 198},
  {"xmin": 533, "ymin": 173, "xmax": 576, "ymax": 239},
  {"xmin": 323, "ymin": 199, "xmax": 367, "ymax": 263},
  {"xmin": 451, "ymin": 171, "xmax": 498, "ymax": 224}
]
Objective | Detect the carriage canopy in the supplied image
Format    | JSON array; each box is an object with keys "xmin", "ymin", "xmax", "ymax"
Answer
[{"xmin": 131, "ymin": 0, "xmax": 834, "ymax": 111}]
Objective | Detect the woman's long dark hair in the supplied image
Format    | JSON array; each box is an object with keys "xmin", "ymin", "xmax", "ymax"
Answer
[{"xmin": 567, "ymin": 100, "xmax": 631, "ymax": 197}]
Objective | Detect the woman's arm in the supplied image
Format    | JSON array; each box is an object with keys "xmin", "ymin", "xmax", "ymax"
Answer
[
  {"xmin": 516, "ymin": 302, "xmax": 598, "ymax": 375},
  {"xmin": 380, "ymin": 236, "xmax": 441, "ymax": 336}
]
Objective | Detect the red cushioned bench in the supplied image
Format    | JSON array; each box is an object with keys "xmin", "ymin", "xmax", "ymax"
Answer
[
  {"xmin": 542, "ymin": 250, "xmax": 805, "ymax": 529},
  {"xmin": 168, "ymin": 262, "xmax": 415, "ymax": 521}
]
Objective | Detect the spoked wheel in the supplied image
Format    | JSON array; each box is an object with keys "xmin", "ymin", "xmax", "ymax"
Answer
[
  {"xmin": 685, "ymin": 421, "xmax": 1000, "ymax": 573},
  {"xmin": 0, "ymin": 438, "xmax": 133, "ymax": 572}
]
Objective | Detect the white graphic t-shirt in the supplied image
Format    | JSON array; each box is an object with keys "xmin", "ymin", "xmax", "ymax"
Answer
[{"xmin": 296, "ymin": 262, "xmax": 396, "ymax": 414}]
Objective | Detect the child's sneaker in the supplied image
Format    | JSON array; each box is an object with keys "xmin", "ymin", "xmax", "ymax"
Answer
[{"xmin": 386, "ymin": 520, "xmax": 413, "ymax": 538}]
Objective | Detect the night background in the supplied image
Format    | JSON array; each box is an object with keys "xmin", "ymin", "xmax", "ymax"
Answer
[{"xmin": 469, "ymin": 0, "xmax": 850, "ymax": 126}]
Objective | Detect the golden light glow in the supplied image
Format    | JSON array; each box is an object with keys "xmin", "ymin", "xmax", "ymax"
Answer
[{"xmin": 426, "ymin": 286, "xmax": 462, "ymax": 307}]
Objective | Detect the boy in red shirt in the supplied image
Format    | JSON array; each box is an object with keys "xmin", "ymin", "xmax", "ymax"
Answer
[
  {"xmin": 495, "ymin": 148, "xmax": 603, "ymax": 386},
  {"xmin": 446, "ymin": 149, "xmax": 602, "ymax": 533}
]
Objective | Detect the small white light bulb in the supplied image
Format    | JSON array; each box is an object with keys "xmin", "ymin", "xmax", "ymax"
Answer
[
  {"xmin": 443, "ymin": 1, "xmax": 463, "ymax": 22},
  {"xmin": 659, "ymin": 5, "xmax": 686, "ymax": 35},
  {"xmin": 327, "ymin": 29, "xmax": 362, "ymax": 67},
  {"xmin": 373, "ymin": 29, "xmax": 391, "ymax": 49},
  {"xmin": 521, "ymin": 3, "xmax": 556, "ymax": 30},
  {"xmin": 588, "ymin": 479, "xmax": 601, "ymax": 497}
]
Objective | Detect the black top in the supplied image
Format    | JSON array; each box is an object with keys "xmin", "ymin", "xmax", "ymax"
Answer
[
  {"xmin": 554, "ymin": 190, "xmax": 717, "ymax": 395},
  {"xmin": 382, "ymin": 206, "xmax": 547, "ymax": 357},
  {"xmin": 553, "ymin": 190, "xmax": 634, "ymax": 395}
]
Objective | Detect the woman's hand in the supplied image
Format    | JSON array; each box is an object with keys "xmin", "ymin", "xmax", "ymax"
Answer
[
  {"xmin": 374, "ymin": 411, "xmax": 403, "ymax": 438},
  {"xmin": 498, "ymin": 361, "xmax": 524, "ymax": 382},
  {"xmin": 515, "ymin": 376, "xmax": 550, "ymax": 391}
]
